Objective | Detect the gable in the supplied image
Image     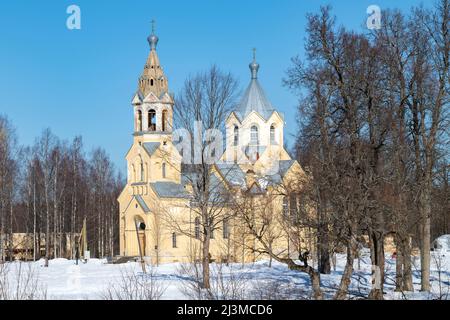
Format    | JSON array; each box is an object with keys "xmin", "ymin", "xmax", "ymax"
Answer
[
  {"xmin": 241, "ymin": 110, "xmax": 269, "ymax": 125},
  {"xmin": 122, "ymin": 194, "xmax": 151, "ymax": 215},
  {"xmin": 266, "ymin": 111, "xmax": 284, "ymax": 125},
  {"xmin": 132, "ymin": 91, "xmax": 143, "ymax": 105},
  {"xmin": 143, "ymin": 91, "xmax": 160, "ymax": 103},
  {"xmin": 226, "ymin": 111, "xmax": 242, "ymax": 125},
  {"xmin": 160, "ymin": 92, "xmax": 174, "ymax": 104}
]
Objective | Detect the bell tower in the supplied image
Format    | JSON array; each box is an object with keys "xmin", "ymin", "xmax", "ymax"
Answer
[{"xmin": 132, "ymin": 20, "xmax": 174, "ymax": 144}]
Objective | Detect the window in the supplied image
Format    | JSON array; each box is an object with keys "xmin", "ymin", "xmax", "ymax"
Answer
[
  {"xmin": 194, "ymin": 217, "xmax": 200, "ymax": 239},
  {"xmin": 282, "ymin": 196, "xmax": 289, "ymax": 218},
  {"xmin": 150, "ymin": 78, "xmax": 154, "ymax": 86},
  {"xmin": 172, "ymin": 233, "xmax": 177, "ymax": 248},
  {"xmin": 162, "ymin": 110, "xmax": 168, "ymax": 131},
  {"xmin": 223, "ymin": 219, "xmax": 229, "ymax": 239},
  {"xmin": 289, "ymin": 195, "xmax": 299, "ymax": 224},
  {"xmin": 233, "ymin": 126, "xmax": 239, "ymax": 146},
  {"xmin": 148, "ymin": 109, "xmax": 156, "ymax": 131},
  {"xmin": 140, "ymin": 160, "xmax": 144, "ymax": 181},
  {"xmin": 137, "ymin": 110, "xmax": 142, "ymax": 131},
  {"xmin": 162, "ymin": 163, "xmax": 166, "ymax": 178},
  {"xmin": 210, "ymin": 218, "xmax": 214, "ymax": 239},
  {"xmin": 250, "ymin": 125, "xmax": 259, "ymax": 145},
  {"xmin": 270, "ymin": 125, "xmax": 276, "ymax": 144}
]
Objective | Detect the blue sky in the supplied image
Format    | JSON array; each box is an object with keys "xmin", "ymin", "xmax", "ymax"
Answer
[{"xmin": 0, "ymin": 0, "xmax": 431, "ymax": 173}]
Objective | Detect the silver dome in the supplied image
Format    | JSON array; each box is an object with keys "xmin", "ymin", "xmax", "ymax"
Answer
[{"xmin": 148, "ymin": 34, "xmax": 159, "ymax": 50}]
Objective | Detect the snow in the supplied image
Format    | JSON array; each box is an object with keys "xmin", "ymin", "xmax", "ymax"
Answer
[
  {"xmin": 432, "ymin": 234, "xmax": 450, "ymax": 252},
  {"xmin": 2, "ymin": 250, "xmax": 449, "ymax": 300}
]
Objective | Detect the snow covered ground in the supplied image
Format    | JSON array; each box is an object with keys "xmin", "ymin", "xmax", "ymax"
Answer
[{"xmin": 1, "ymin": 249, "xmax": 449, "ymax": 300}]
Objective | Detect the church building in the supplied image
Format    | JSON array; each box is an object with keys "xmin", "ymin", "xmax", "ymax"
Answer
[{"xmin": 118, "ymin": 26, "xmax": 309, "ymax": 264}]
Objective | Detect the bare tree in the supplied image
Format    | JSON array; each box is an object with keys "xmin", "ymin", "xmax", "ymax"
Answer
[
  {"xmin": 0, "ymin": 116, "xmax": 19, "ymax": 262},
  {"xmin": 102, "ymin": 264, "xmax": 166, "ymax": 300},
  {"xmin": 407, "ymin": 0, "xmax": 449, "ymax": 291},
  {"xmin": 230, "ymin": 171, "xmax": 324, "ymax": 300},
  {"xmin": 0, "ymin": 262, "xmax": 47, "ymax": 300},
  {"xmin": 177, "ymin": 247, "xmax": 248, "ymax": 300},
  {"xmin": 169, "ymin": 65, "xmax": 239, "ymax": 289}
]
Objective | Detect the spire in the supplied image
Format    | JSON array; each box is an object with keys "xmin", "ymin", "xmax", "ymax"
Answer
[
  {"xmin": 234, "ymin": 49, "xmax": 276, "ymax": 121},
  {"xmin": 138, "ymin": 20, "xmax": 169, "ymax": 98},
  {"xmin": 249, "ymin": 48, "xmax": 259, "ymax": 80},
  {"xmin": 147, "ymin": 19, "xmax": 159, "ymax": 50}
]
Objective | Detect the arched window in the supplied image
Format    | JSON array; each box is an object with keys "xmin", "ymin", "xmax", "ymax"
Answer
[
  {"xmin": 162, "ymin": 110, "xmax": 168, "ymax": 131},
  {"xmin": 162, "ymin": 162, "xmax": 166, "ymax": 179},
  {"xmin": 137, "ymin": 110, "xmax": 142, "ymax": 131},
  {"xmin": 270, "ymin": 125, "xmax": 276, "ymax": 144},
  {"xmin": 282, "ymin": 196, "xmax": 289, "ymax": 218},
  {"xmin": 148, "ymin": 109, "xmax": 156, "ymax": 131},
  {"xmin": 250, "ymin": 125, "xmax": 259, "ymax": 145},
  {"xmin": 194, "ymin": 217, "xmax": 200, "ymax": 239},
  {"xmin": 150, "ymin": 78, "xmax": 154, "ymax": 86},
  {"xmin": 233, "ymin": 125, "xmax": 239, "ymax": 146},
  {"xmin": 140, "ymin": 160, "xmax": 144, "ymax": 181},
  {"xmin": 172, "ymin": 233, "xmax": 177, "ymax": 248},
  {"xmin": 223, "ymin": 218, "xmax": 229, "ymax": 239}
]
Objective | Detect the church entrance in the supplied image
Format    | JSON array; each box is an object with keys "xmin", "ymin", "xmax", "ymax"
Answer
[{"xmin": 134, "ymin": 217, "xmax": 146, "ymax": 257}]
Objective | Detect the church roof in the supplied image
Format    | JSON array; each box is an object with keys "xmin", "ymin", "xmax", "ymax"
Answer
[
  {"xmin": 215, "ymin": 163, "xmax": 246, "ymax": 186},
  {"xmin": 150, "ymin": 182, "xmax": 190, "ymax": 198},
  {"xmin": 143, "ymin": 142, "xmax": 160, "ymax": 156},
  {"xmin": 278, "ymin": 159, "xmax": 296, "ymax": 176},
  {"xmin": 233, "ymin": 51, "xmax": 279, "ymax": 122},
  {"xmin": 235, "ymin": 79, "xmax": 276, "ymax": 121},
  {"xmin": 265, "ymin": 159, "xmax": 297, "ymax": 184},
  {"xmin": 134, "ymin": 195, "xmax": 151, "ymax": 213}
]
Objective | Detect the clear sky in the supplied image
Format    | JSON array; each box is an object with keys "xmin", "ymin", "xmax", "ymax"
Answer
[{"xmin": 0, "ymin": 0, "xmax": 431, "ymax": 173}]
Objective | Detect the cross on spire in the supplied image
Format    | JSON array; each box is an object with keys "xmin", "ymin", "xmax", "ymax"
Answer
[
  {"xmin": 147, "ymin": 19, "xmax": 159, "ymax": 50},
  {"xmin": 249, "ymin": 48, "xmax": 259, "ymax": 79},
  {"xmin": 151, "ymin": 19, "xmax": 156, "ymax": 34}
]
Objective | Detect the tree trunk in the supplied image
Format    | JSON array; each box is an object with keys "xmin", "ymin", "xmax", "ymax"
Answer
[
  {"xmin": 420, "ymin": 184, "xmax": 431, "ymax": 291},
  {"xmin": 334, "ymin": 236, "xmax": 357, "ymax": 300},
  {"xmin": 33, "ymin": 180, "xmax": 37, "ymax": 261},
  {"xmin": 317, "ymin": 195, "xmax": 331, "ymax": 274},
  {"xmin": 402, "ymin": 237, "xmax": 414, "ymax": 291},
  {"xmin": 45, "ymin": 174, "xmax": 50, "ymax": 267},
  {"xmin": 395, "ymin": 238, "xmax": 403, "ymax": 292},
  {"xmin": 368, "ymin": 230, "xmax": 385, "ymax": 299},
  {"xmin": 286, "ymin": 259, "xmax": 323, "ymax": 300},
  {"xmin": 202, "ymin": 212, "xmax": 211, "ymax": 289}
]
